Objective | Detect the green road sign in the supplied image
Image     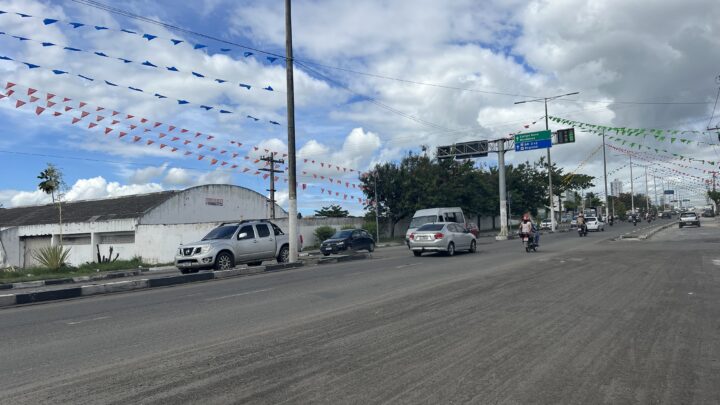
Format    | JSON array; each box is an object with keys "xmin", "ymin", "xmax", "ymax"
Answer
[{"xmin": 514, "ymin": 130, "xmax": 551, "ymax": 143}]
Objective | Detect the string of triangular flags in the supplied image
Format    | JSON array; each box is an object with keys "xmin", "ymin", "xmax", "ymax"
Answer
[
  {"xmin": 608, "ymin": 144, "xmax": 712, "ymax": 186},
  {"xmin": 560, "ymin": 144, "xmax": 603, "ymax": 187},
  {"xmin": 598, "ymin": 129, "xmax": 719, "ymax": 167},
  {"xmin": 609, "ymin": 145, "xmax": 714, "ymax": 175},
  {"xmin": 550, "ymin": 116, "xmax": 719, "ymax": 137},
  {"xmin": 1, "ymin": 86, "xmax": 369, "ymax": 203},
  {"xmin": 0, "ymin": 30, "xmax": 278, "ymax": 94},
  {"xmin": 0, "ymin": 9, "xmax": 284, "ymax": 65},
  {"xmin": 0, "ymin": 54, "xmax": 283, "ymax": 124}
]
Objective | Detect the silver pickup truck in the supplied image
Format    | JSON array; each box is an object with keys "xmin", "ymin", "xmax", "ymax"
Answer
[{"xmin": 175, "ymin": 219, "xmax": 301, "ymax": 273}]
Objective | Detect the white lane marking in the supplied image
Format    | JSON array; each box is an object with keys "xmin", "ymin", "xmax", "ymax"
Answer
[
  {"xmin": 204, "ymin": 288, "xmax": 272, "ymax": 302},
  {"xmin": 66, "ymin": 316, "xmax": 110, "ymax": 326},
  {"xmin": 713, "ymin": 260, "xmax": 720, "ymax": 266}
]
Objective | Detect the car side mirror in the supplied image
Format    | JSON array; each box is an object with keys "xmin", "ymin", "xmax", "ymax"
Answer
[{"xmin": 237, "ymin": 232, "xmax": 248, "ymax": 240}]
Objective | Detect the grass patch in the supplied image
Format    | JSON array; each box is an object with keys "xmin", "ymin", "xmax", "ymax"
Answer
[{"xmin": 0, "ymin": 258, "xmax": 152, "ymax": 284}]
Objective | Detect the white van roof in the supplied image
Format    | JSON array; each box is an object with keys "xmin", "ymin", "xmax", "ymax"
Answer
[{"xmin": 413, "ymin": 207, "xmax": 463, "ymax": 217}]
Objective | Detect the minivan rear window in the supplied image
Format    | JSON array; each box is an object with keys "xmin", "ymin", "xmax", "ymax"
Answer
[
  {"xmin": 410, "ymin": 215, "xmax": 438, "ymax": 228},
  {"xmin": 417, "ymin": 224, "xmax": 444, "ymax": 231}
]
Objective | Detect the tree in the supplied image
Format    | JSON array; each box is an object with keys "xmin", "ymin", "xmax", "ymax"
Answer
[
  {"xmin": 37, "ymin": 163, "xmax": 66, "ymax": 244},
  {"xmin": 314, "ymin": 204, "xmax": 349, "ymax": 217},
  {"xmin": 707, "ymin": 190, "xmax": 720, "ymax": 209},
  {"xmin": 584, "ymin": 192, "xmax": 602, "ymax": 208}
]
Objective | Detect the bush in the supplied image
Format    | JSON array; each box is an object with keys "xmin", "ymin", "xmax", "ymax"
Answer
[
  {"xmin": 32, "ymin": 245, "xmax": 72, "ymax": 271},
  {"xmin": 363, "ymin": 221, "xmax": 378, "ymax": 241},
  {"xmin": 314, "ymin": 226, "xmax": 336, "ymax": 244}
]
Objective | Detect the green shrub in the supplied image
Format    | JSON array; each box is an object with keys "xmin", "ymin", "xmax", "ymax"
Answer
[
  {"xmin": 363, "ymin": 221, "xmax": 378, "ymax": 241},
  {"xmin": 32, "ymin": 245, "xmax": 72, "ymax": 271},
  {"xmin": 314, "ymin": 226, "xmax": 336, "ymax": 243}
]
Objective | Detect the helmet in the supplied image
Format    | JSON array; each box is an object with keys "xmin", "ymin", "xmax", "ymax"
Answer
[{"xmin": 522, "ymin": 213, "xmax": 530, "ymax": 220}]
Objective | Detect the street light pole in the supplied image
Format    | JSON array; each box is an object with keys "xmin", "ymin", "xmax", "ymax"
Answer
[
  {"xmin": 602, "ymin": 129, "xmax": 609, "ymax": 221},
  {"xmin": 629, "ymin": 154, "xmax": 635, "ymax": 214},
  {"xmin": 645, "ymin": 166, "xmax": 650, "ymax": 212},
  {"xmin": 374, "ymin": 173, "xmax": 380, "ymax": 243},
  {"xmin": 514, "ymin": 91, "xmax": 579, "ymax": 232}
]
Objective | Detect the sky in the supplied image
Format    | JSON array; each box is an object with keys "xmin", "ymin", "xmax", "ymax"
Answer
[{"xmin": 0, "ymin": 0, "xmax": 718, "ymax": 214}]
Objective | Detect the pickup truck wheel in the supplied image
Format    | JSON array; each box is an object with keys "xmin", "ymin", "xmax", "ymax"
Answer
[
  {"xmin": 368, "ymin": 242, "xmax": 375, "ymax": 252},
  {"xmin": 277, "ymin": 245, "xmax": 290, "ymax": 263},
  {"xmin": 214, "ymin": 252, "xmax": 234, "ymax": 270}
]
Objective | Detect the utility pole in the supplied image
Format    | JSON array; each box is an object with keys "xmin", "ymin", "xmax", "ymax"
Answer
[
  {"xmin": 374, "ymin": 173, "xmax": 380, "ymax": 243},
  {"xmin": 629, "ymin": 154, "xmax": 635, "ymax": 214},
  {"xmin": 653, "ymin": 175, "xmax": 659, "ymax": 208},
  {"xmin": 285, "ymin": 0, "xmax": 298, "ymax": 262},
  {"xmin": 259, "ymin": 154, "xmax": 285, "ymax": 219},
  {"xmin": 497, "ymin": 140, "xmax": 509, "ymax": 239},
  {"xmin": 644, "ymin": 166, "xmax": 650, "ymax": 212},
  {"xmin": 514, "ymin": 91, "xmax": 578, "ymax": 232},
  {"xmin": 602, "ymin": 129, "xmax": 609, "ymax": 221}
]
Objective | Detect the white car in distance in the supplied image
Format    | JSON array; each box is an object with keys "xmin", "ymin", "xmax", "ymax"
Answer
[{"xmin": 585, "ymin": 216, "xmax": 605, "ymax": 232}]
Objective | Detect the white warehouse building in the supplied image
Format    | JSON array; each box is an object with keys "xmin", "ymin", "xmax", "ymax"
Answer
[{"xmin": 0, "ymin": 184, "xmax": 287, "ymax": 268}]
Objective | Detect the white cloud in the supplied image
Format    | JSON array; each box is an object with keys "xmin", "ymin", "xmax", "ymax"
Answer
[{"xmin": 127, "ymin": 164, "xmax": 168, "ymax": 184}]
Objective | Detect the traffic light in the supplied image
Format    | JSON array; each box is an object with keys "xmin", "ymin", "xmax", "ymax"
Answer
[{"xmin": 556, "ymin": 128, "xmax": 576, "ymax": 144}]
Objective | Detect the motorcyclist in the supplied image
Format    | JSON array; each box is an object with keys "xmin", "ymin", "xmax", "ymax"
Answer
[
  {"xmin": 577, "ymin": 212, "xmax": 586, "ymax": 233},
  {"xmin": 519, "ymin": 214, "xmax": 535, "ymax": 244}
]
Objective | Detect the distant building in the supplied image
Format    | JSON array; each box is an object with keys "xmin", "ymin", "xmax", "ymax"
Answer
[{"xmin": 611, "ymin": 179, "xmax": 623, "ymax": 197}]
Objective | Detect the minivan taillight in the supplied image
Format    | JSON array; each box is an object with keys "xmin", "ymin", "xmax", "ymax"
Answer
[{"xmin": 434, "ymin": 232, "xmax": 444, "ymax": 239}]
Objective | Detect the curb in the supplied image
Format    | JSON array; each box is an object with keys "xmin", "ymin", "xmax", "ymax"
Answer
[
  {"xmin": 0, "ymin": 256, "xmax": 361, "ymax": 308},
  {"xmin": 0, "ymin": 269, "xmax": 148, "ymax": 291}
]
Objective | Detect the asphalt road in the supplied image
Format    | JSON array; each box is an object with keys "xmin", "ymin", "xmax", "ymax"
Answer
[{"xmin": 2, "ymin": 218, "xmax": 718, "ymax": 404}]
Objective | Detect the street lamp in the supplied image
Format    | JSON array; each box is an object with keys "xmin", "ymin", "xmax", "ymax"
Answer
[{"xmin": 514, "ymin": 91, "xmax": 579, "ymax": 232}]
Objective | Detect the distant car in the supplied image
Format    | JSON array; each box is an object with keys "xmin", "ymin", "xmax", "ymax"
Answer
[
  {"xmin": 679, "ymin": 212, "xmax": 700, "ymax": 228},
  {"xmin": 540, "ymin": 219, "xmax": 552, "ymax": 230},
  {"xmin": 466, "ymin": 222, "xmax": 480, "ymax": 237},
  {"xmin": 702, "ymin": 210, "xmax": 715, "ymax": 218},
  {"xmin": 320, "ymin": 229, "xmax": 375, "ymax": 256},
  {"xmin": 570, "ymin": 216, "xmax": 578, "ymax": 228},
  {"xmin": 585, "ymin": 216, "xmax": 605, "ymax": 232},
  {"xmin": 408, "ymin": 222, "xmax": 476, "ymax": 257},
  {"xmin": 660, "ymin": 211, "xmax": 673, "ymax": 219}
]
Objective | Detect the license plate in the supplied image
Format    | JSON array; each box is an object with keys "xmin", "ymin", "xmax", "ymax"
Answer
[{"xmin": 178, "ymin": 262, "xmax": 190, "ymax": 267}]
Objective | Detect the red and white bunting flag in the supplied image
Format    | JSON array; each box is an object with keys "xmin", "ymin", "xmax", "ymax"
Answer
[
  {"xmin": 168, "ymin": 125, "xmax": 175, "ymax": 132},
  {"xmin": 53, "ymin": 111, "xmax": 61, "ymax": 117},
  {"xmin": 140, "ymin": 118, "xmax": 148, "ymax": 123},
  {"xmin": 302, "ymin": 184, "xmax": 307, "ymax": 190},
  {"xmin": 321, "ymin": 188, "xmax": 325, "ymax": 193},
  {"xmin": 133, "ymin": 136, "xmax": 141, "ymax": 142},
  {"xmin": 147, "ymin": 140, "xmax": 154, "ymax": 145},
  {"xmin": 184, "ymin": 140, "xmax": 191, "ymax": 145},
  {"xmin": 6, "ymin": 89, "xmax": 14, "ymax": 96},
  {"xmin": 96, "ymin": 116, "xmax": 104, "ymax": 122},
  {"xmin": 35, "ymin": 106, "xmax": 45, "ymax": 115},
  {"xmin": 144, "ymin": 128, "xmax": 151, "ymax": 133},
  {"xmin": 221, "ymin": 161, "xmax": 228, "ymax": 166},
  {"xmin": 184, "ymin": 151, "xmax": 191, "ymax": 156},
  {"xmin": 274, "ymin": 176, "xmax": 279, "ymax": 182},
  {"xmin": 158, "ymin": 133, "xmax": 166, "ymax": 138},
  {"xmin": 71, "ymin": 117, "xmax": 81, "ymax": 124},
  {"xmin": 210, "ymin": 147, "xmax": 216, "ymax": 152},
  {"xmin": 197, "ymin": 144, "xmax": 204, "ymax": 149},
  {"xmin": 254, "ymin": 171, "xmax": 260, "ymax": 175},
  {"xmin": 195, "ymin": 132, "xmax": 202, "ymax": 137},
  {"xmin": 29, "ymin": 96, "xmax": 39, "ymax": 103},
  {"xmin": 119, "ymin": 132, "xmax": 127, "ymax": 138},
  {"xmin": 254, "ymin": 159, "xmax": 260, "ymax": 163},
  {"xmin": 210, "ymin": 159, "xmax": 218, "ymax": 165},
  {"xmin": 130, "ymin": 124, "xmax": 137, "ymax": 130},
  {"xmin": 5, "ymin": 82, "xmax": 16, "ymax": 89},
  {"xmin": 111, "ymin": 120, "xmax": 120, "ymax": 125},
  {"xmin": 180, "ymin": 128, "xmax": 188, "ymax": 133},
  {"xmin": 171, "ymin": 137, "xmax": 180, "ymax": 141},
  {"xmin": 230, "ymin": 164, "xmax": 238, "ymax": 169},
  {"xmin": 112, "ymin": 111, "xmax": 119, "ymax": 116},
  {"xmin": 303, "ymin": 159, "xmax": 308, "ymax": 163},
  {"xmin": 0, "ymin": 94, "xmax": 6, "ymax": 100},
  {"xmin": 62, "ymin": 97, "xmax": 71, "ymax": 102},
  {"xmin": 336, "ymin": 166, "xmax": 340, "ymax": 171},
  {"xmin": 207, "ymin": 135, "xmax": 214, "ymax": 140},
  {"xmin": 88, "ymin": 122, "xmax": 98, "ymax": 129},
  {"xmin": 159, "ymin": 144, "xmax": 167, "ymax": 149},
  {"xmin": 244, "ymin": 156, "xmax": 250, "ymax": 160},
  {"xmin": 171, "ymin": 147, "xmax": 178, "ymax": 152},
  {"xmin": 220, "ymin": 150, "xmax": 226, "ymax": 154},
  {"xmin": 153, "ymin": 122, "xmax": 162, "ymax": 128},
  {"xmin": 127, "ymin": 114, "xmax": 134, "ymax": 119},
  {"xmin": 79, "ymin": 101, "xmax": 87, "ymax": 108},
  {"xmin": 27, "ymin": 88, "xmax": 37, "ymax": 96},
  {"xmin": 283, "ymin": 153, "xmax": 287, "ymax": 158},
  {"xmin": 243, "ymin": 168, "xmax": 250, "ymax": 172},
  {"xmin": 343, "ymin": 195, "xmax": 347, "ymax": 200},
  {"xmin": 321, "ymin": 163, "xmax": 325, "ymax": 167},
  {"xmin": 198, "ymin": 155, "xmax": 205, "ymax": 160},
  {"xmin": 81, "ymin": 111, "xmax": 90, "ymax": 118},
  {"xmin": 47, "ymin": 101, "xmax": 56, "ymax": 108},
  {"xmin": 104, "ymin": 128, "xmax": 113, "ymax": 135},
  {"xmin": 46, "ymin": 93, "xmax": 55, "ymax": 100},
  {"xmin": 253, "ymin": 146, "xmax": 259, "ymax": 151},
  {"xmin": 96, "ymin": 106, "xmax": 104, "ymax": 111}
]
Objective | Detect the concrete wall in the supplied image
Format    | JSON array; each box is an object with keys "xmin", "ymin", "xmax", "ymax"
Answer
[
  {"xmin": 135, "ymin": 223, "xmax": 219, "ymax": 264},
  {"xmin": 140, "ymin": 184, "xmax": 285, "ymax": 225},
  {"xmin": 0, "ymin": 227, "xmax": 20, "ymax": 268}
]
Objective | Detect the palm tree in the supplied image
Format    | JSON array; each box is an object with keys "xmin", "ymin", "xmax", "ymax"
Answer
[{"xmin": 37, "ymin": 163, "xmax": 65, "ymax": 245}]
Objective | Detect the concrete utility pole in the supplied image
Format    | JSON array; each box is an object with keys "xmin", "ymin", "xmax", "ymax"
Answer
[
  {"xmin": 374, "ymin": 173, "xmax": 380, "ymax": 243},
  {"xmin": 653, "ymin": 175, "xmax": 659, "ymax": 208},
  {"xmin": 497, "ymin": 141, "xmax": 508, "ymax": 239},
  {"xmin": 285, "ymin": 0, "xmax": 299, "ymax": 262},
  {"xmin": 602, "ymin": 129, "xmax": 609, "ymax": 221},
  {"xmin": 644, "ymin": 166, "xmax": 650, "ymax": 212},
  {"xmin": 259, "ymin": 154, "xmax": 285, "ymax": 219},
  {"xmin": 629, "ymin": 154, "xmax": 636, "ymax": 213},
  {"xmin": 514, "ymin": 91, "xmax": 578, "ymax": 232}
]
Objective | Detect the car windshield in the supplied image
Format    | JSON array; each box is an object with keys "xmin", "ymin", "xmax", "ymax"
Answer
[
  {"xmin": 417, "ymin": 224, "xmax": 445, "ymax": 231},
  {"xmin": 201, "ymin": 225, "xmax": 238, "ymax": 240},
  {"xmin": 410, "ymin": 215, "xmax": 438, "ymax": 228},
  {"xmin": 330, "ymin": 230, "xmax": 354, "ymax": 239},
  {"xmin": 680, "ymin": 213, "xmax": 696, "ymax": 218}
]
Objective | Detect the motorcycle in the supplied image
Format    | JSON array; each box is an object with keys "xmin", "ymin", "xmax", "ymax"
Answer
[
  {"xmin": 520, "ymin": 232, "xmax": 538, "ymax": 252},
  {"xmin": 608, "ymin": 217, "xmax": 614, "ymax": 226},
  {"xmin": 577, "ymin": 224, "xmax": 588, "ymax": 237},
  {"xmin": 632, "ymin": 217, "xmax": 638, "ymax": 226}
]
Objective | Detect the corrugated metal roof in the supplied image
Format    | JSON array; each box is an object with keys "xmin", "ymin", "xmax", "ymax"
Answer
[{"xmin": 0, "ymin": 191, "xmax": 178, "ymax": 227}]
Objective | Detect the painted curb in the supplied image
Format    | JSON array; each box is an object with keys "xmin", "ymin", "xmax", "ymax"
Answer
[
  {"xmin": 0, "ymin": 294, "xmax": 16, "ymax": 307},
  {"xmin": 148, "ymin": 272, "xmax": 214, "ymax": 287},
  {"xmin": 1, "ymin": 269, "xmax": 147, "ymax": 291},
  {"xmin": 15, "ymin": 287, "xmax": 83, "ymax": 305},
  {"xmin": 264, "ymin": 262, "xmax": 305, "ymax": 272}
]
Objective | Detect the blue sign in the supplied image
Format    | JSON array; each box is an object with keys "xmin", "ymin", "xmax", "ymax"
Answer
[{"xmin": 515, "ymin": 139, "xmax": 552, "ymax": 151}]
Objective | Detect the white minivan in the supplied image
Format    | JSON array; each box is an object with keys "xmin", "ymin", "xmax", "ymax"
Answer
[{"xmin": 405, "ymin": 207, "xmax": 466, "ymax": 245}]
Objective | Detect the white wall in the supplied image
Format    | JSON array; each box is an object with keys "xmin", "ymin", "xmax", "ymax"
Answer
[
  {"xmin": 140, "ymin": 184, "xmax": 285, "ymax": 225},
  {"xmin": 136, "ymin": 223, "xmax": 220, "ymax": 264},
  {"xmin": 0, "ymin": 227, "xmax": 20, "ymax": 268}
]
